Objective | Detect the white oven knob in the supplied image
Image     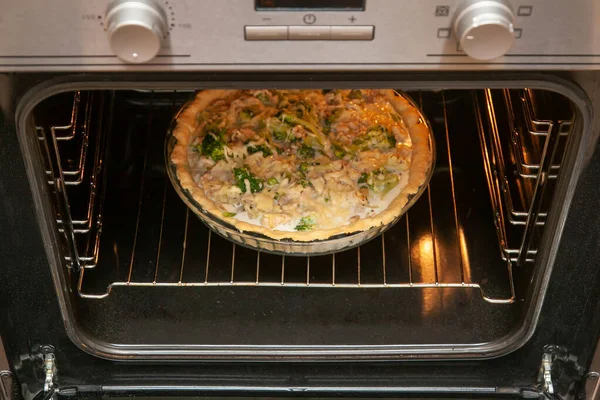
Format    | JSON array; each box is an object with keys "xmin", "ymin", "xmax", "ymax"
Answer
[
  {"xmin": 105, "ymin": 0, "xmax": 168, "ymax": 63},
  {"xmin": 453, "ymin": 0, "xmax": 515, "ymax": 61}
]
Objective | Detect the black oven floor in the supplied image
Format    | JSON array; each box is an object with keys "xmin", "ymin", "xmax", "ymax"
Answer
[{"xmin": 69, "ymin": 89, "xmax": 521, "ymax": 354}]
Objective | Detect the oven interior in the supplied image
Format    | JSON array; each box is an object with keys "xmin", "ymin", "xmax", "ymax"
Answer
[{"xmin": 28, "ymin": 85, "xmax": 577, "ymax": 358}]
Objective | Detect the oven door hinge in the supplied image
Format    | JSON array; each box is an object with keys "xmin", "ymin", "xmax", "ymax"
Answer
[
  {"xmin": 30, "ymin": 345, "xmax": 57, "ymax": 398},
  {"xmin": 0, "ymin": 371, "xmax": 15, "ymax": 400},
  {"xmin": 538, "ymin": 345, "xmax": 586, "ymax": 399},
  {"xmin": 42, "ymin": 351, "xmax": 56, "ymax": 394}
]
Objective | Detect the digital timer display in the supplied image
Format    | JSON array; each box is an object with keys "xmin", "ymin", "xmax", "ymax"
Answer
[{"xmin": 256, "ymin": 0, "xmax": 365, "ymax": 11}]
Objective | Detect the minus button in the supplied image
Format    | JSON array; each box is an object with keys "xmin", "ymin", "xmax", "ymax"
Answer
[{"xmin": 245, "ymin": 26, "xmax": 288, "ymax": 40}]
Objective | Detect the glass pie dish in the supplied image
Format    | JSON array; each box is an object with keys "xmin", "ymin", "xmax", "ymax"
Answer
[{"xmin": 165, "ymin": 90, "xmax": 436, "ymax": 256}]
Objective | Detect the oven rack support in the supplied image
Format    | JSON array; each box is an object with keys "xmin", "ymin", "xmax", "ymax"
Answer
[
  {"xmin": 37, "ymin": 92, "xmax": 108, "ymax": 269},
  {"xmin": 474, "ymin": 89, "xmax": 572, "ymax": 264},
  {"xmin": 506, "ymin": 89, "xmax": 571, "ymax": 181},
  {"xmin": 499, "ymin": 90, "xmax": 572, "ymax": 230},
  {"xmin": 38, "ymin": 92, "xmax": 92, "ymax": 186}
]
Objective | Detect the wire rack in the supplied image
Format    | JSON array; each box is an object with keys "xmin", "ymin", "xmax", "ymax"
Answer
[{"xmin": 33, "ymin": 88, "xmax": 574, "ymax": 304}]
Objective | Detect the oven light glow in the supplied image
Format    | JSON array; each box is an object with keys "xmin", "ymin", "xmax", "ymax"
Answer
[
  {"xmin": 419, "ymin": 236, "xmax": 433, "ymax": 254},
  {"xmin": 413, "ymin": 234, "xmax": 436, "ymax": 284}
]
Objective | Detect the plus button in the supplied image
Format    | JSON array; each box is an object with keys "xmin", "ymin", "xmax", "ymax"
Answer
[{"xmin": 349, "ymin": 15, "xmax": 357, "ymax": 23}]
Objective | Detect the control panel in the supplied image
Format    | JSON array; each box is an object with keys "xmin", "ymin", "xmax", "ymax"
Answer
[
  {"xmin": 245, "ymin": 25, "xmax": 374, "ymax": 41},
  {"xmin": 0, "ymin": 0, "xmax": 599, "ymax": 71}
]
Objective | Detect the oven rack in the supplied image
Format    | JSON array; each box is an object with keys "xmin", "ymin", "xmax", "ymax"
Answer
[
  {"xmin": 79, "ymin": 223, "xmax": 515, "ymax": 304},
  {"xmin": 35, "ymin": 88, "xmax": 567, "ymax": 303},
  {"xmin": 73, "ymin": 89, "xmax": 520, "ymax": 303}
]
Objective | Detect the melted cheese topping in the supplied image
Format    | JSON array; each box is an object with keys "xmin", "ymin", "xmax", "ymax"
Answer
[{"xmin": 186, "ymin": 89, "xmax": 414, "ymax": 233}]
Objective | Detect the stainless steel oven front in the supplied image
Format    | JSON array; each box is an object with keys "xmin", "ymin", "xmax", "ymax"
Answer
[
  {"xmin": 1, "ymin": 0, "xmax": 600, "ymax": 71},
  {"xmin": 1, "ymin": 1, "xmax": 600, "ymax": 400}
]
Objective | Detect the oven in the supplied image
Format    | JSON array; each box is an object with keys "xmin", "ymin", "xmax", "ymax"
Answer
[{"xmin": 1, "ymin": 0, "xmax": 600, "ymax": 399}]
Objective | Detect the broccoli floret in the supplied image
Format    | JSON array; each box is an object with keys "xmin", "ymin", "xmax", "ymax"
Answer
[
  {"xmin": 292, "ymin": 101, "xmax": 314, "ymax": 119},
  {"xmin": 348, "ymin": 89, "xmax": 363, "ymax": 100},
  {"xmin": 372, "ymin": 174, "xmax": 399, "ymax": 195},
  {"xmin": 327, "ymin": 108, "xmax": 343, "ymax": 124},
  {"xmin": 332, "ymin": 143, "xmax": 347, "ymax": 159},
  {"xmin": 295, "ymin": 215, "xmax": 316, "ymax": 231},
  {"xmin": 256, "ymin": 92, "xmax": 270, "ymax": 105},
  {"xmin": 238, "ymin": 108, "xmax": 255, "ymax": 123},
  {"xmin": 366, "ymin": 125, "xmax": 396, "ymax": 149},
  {"xmin": 298, "ymin": 162, "xmax": 310, "ymax": 174},
  {"xmin": 387, "ymin": 133, "xmax": 397, "ymax": 147},
  {"xmin": 267, "ymin": 177, "xmax": 279, "ymax": 186},
  {"xmin": 267, "ymin": 118, "xmax": 292, "ymax": 141},
  {"xmin": 297, "ymin": 144, "xmax": 316, "ymax": 159},
  {"xmin": 273, "ymin": 130, "xmax": 288, "ymax": 142},
  {"xmin": 233, "ymin": 166, "xmax": 264, "ymax": 194},
  {"xmin": 198, "ymin": 132, "xmax": 225, "ymax": 162},
  {"xmin": 299, "ymin": 179, "xmax": 313, "ymax": 188},
  {"xmin": 323, "ymin": 108, "xmax": 343, "ymax": 133},
  {"xmin": 358, "ymin": 172, "xmax": 369, "ymax": 185},
  {"xmin": 297, "ymin": 162, "xmax": 313, "ymax": 188},
  {"xmin": 346, "ymin": 138, "xmax": 369, "ymax": 154},
  {"xmin": 247, "ymin": 144, "xmax": 273, "ymax": 157},
  {"xmin": 358, "ymin": 170, "xmax": 399, "ymax": 195}
]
